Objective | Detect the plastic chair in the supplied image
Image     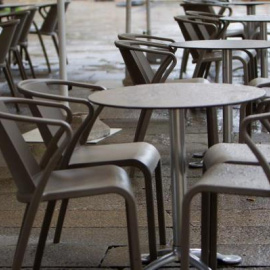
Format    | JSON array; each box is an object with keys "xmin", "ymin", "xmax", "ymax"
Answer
[
  {"xmin": 203, "ymin": 97, "xmax": 270, "ymax": 170},
  {"xmin": 30, "ymin": 1, "xmax": 70, "ymax": 73},
  {"xmin": 179, "ymin": 1, "xmax": 245, "ymax": 79},
  {"xmin": 0, "ymin": 10, "xmax": 30, "ymax": 80},
  {"xmin": 180, "ymin": 112, "xmax": 270, "ymax": 270},
  {"xmin": 115, "ymin": 39, "xmax": 209, "ymax": 143},
  {"xmin": 0, "ymin": 97, "xmax": 142, "ymax": 270},
  {"xmin": 17, "ymin": 78, "xmax": 165, "ymax": 265},
  {"xmin": 18, "ymin": 6, "xmax": 38, "ymax": 78},
  {"xmin": 0, "ymin": 20, "xmax": 19, "ymax": 100},
  {"xmin": 174, "ymin": 15, "xmax": 253, "ymax": 84}
]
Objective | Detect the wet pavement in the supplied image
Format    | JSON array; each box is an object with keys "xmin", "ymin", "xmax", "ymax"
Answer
[{"xmin": 1, "ymin": 0, "xmax": 270, "ymax": 269}]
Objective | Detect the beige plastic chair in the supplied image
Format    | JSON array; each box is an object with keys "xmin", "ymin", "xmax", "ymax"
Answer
[
  {"xmin": 180, "ymin": 112, "xmax": 270, "ymax": 270},
  {"xmin": 17, "ymin": 78, "xmax": 165, "ymax": 265},
  {"xmin": 0, "ymin": 97, "xmax": 142, "ymax": 270}
]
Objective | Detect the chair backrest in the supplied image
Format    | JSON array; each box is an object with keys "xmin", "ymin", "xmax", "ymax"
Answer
[
  {"xmin": 0, "ymin": 97, "xmax": 72, "ymax": 197},
  {"xmin": 242, "ymin": 112, "xmax": 270, "ymax": 182},
  {"xmin": 115, "ymin": 40, "xmax": 177, "ymax": 84},
  {"xmin": 0, "ymin": 20, "xmax": 19, "ymax": 65},
  {"xmin": 17, "ymin": 79, "xmax": 100, "ymax": 168},
  {"xmin": 38, "ymin": 1, "xmax": 70, "ymax": 34},
  {"xmin": 174, "ymin": 15, "xmax": 218, "ymax": 60},
  {"xmin": 19, "ymin": 6, "xmax": 37, "ymax": 44},
  {"xmin": 0, "ymin": 10, "xmax": 30, "ymax": 49},
  {"xmin": 181, "ymin": 1, "xmax": 232, "ymax": 16}
]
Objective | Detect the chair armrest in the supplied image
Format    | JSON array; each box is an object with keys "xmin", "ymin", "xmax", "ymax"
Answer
[{"xmin": 241, "ymin": 112, "xmax": 270, "ymax": 181}]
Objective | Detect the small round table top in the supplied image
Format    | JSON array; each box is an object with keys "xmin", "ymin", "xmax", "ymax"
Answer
[
  {"xmin": 171, "ymin": 40, "xmax": 270, "ymax": 50},
  {"xmin": 221, "ymin": 15, "xmax": 270, "ymax": 22},
  {"xmin": 222, "ymin": 1, "xmax": 268, "ymax": 6},
  {"xmin": 88, "ymin": 83, "xmax": 266, "ymax": 110}
]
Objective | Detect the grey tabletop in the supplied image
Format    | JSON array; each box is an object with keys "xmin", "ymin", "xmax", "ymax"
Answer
[
  {"xmin": 88, "ymin": 83, "xmax": 266, "ymax": 109},
  {"xmin": 171, "ymin": 39, "xmax": 270, "ymax": 50},
  {"xmin": 221, "ymin": 15, "xmax": 270, "ymax": 22},
  {"xmin": 222, "ymin": 1, "xmax": 268, "ymax": 5}
]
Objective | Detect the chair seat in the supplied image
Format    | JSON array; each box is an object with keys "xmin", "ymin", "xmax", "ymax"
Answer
[
  {"xmin": 69, "ymin": 142, "xmax": 161, "ymax": 173},
  {"xmin": 168, "ymin": 77, "xmax": 210, "ymax": 83},
  {"xmin": 249, "ymin": 77, "xmax": 270, "ymax": 87},
  {"xmin": 19, "ymin": 165, "xmax": 129, "ymax": 202},
  {"xmin": 194, "ymin": 163, "xmax": 270, "ymax": 197},
  {"xmin": 203, "ymin": 142, "xmax": 270, "ymax": 170}
]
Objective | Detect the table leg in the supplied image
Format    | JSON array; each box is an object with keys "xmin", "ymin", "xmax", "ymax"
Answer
[
  {"xmin": 260, "ymin": 22, "xmax": 268, "ymax": 78},
  {"xmin": 222, "ymin": 49, "xmax": 233, "ymax": 143},
  {"xmin": 144, "ymin": 108, "xmax": 186, "ymax": 269}
]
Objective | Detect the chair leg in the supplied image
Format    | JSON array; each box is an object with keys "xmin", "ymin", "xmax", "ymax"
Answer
[
  {"xmin": 34, "ymin": 201, "xmax": 56, "ymax": 269},
  {"xmin": 134, "ymin": 109, "xmax": 153, "ymax": 142},
  {"xmin": 13, "ymin": 49, "xmax": 28, "ymax": 80},
  {"xmin": 3, "ymin": 65, "xmax": 17, "ymax": 98},
  {"xmin": 21, "ymin": 45, "xmax": 36, "ymax": 78},
  {"xmin": 179, "ymin": 49, "xmax": 189, "ymax": 79},
  {"xmin": 51, "ymin": 33, "xmax": 60, "ymax": 57},
  {"xmin": 3, "ymin": 65, "xmax": 20, "ymax": 112},
  {"xmin": 124, "ymin": 197, "xmax": 143, "ymax": 270},
  {"xmin": 201, "ymin": 192, "xmax": 211, "ymax": 265},
  {"xmin": 143, "ymin": 170, "xmax": 157, "ymax": 261},
  {"xmin": 53, "ymin": 198, "xmax": 69, "ymax": 244},
  {"xmin": 209, "ymin": 193, "xmax": 218, "ymax": 270},
  {"xmin": 36, "ymin": 31, "xmax": 51, "ymax": 73},
  {"xmin": 12, "ymin": 200, "xmax": 41, "ymax": 269},
  {"xmin": 154, "ymin": 162, "xmax": 166, "ymax": 245},
  {"xmin": 206, "ymin": 107, "xmax": 219, "ymax": 147}
]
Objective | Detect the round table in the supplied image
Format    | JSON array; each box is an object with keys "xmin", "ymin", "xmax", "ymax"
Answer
[
  {"xmin": 221, "ymin": 1, "xmax": 268, "ymax": 15},
  {"xmin": 171, "ymin": 39, "xmax": 270, "ymax": 142},
  {"xmin": 221, "ymin": 15, "xmax": 270, "ymax": 40},
  {"xmin": 89, "ymin": 83, "xmax": 266, "ymax": 269}
]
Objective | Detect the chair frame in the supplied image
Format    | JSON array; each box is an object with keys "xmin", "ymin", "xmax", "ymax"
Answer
[
  {"xmin": 18, "ymin": 78, "xmax": 165, "ymax": 266},
  {"xmin": 0, "ymin": 97, "xmax": 142, "ymax": 270}
]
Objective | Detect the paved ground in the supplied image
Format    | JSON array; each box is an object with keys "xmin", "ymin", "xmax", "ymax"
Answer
[{"xmin": 1, "ymin": 0, "xmax": 270, "ymax": 269}]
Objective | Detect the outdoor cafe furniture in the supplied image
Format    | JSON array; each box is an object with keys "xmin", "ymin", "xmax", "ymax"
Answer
[
  {"xmin": 0, "ymin": 20, "xmax": 19, "ymax": 104},
  {"xmin": 115, "ymin": 39, "xmax": 209, "ymax": 144},
  {"xmin": 221, "ymin": 15, "xmax": 270, "ymax": 78},
  {"xmin": 0, "ymin": 10, "xmax": 30, "ymax": 80},
  {"xmin": 170, "ymin": 39, "xmax": 270, "ymax": 142},
  {"xmin": 18, "ymin": 6, "xmax": 37, "ymax": 78},
  {"xmin": 174, "ymin": 16, "xmax": 254, "ymax": 84},
  {"xmin": 17, "ymin": 78, "xmax": 164, "ymax": 265},
  {"xmin": 30, "ymin": 1, "xmax": 71, "ymax": 73},
  {"xmin": 0, "ymin": 97, "xmax": 142, "ymax": 270},
  {"xmin": 88, "ymin": 82, "xmax": 265, "ymax": 269},
  {"xmin": 181, "ymin": 111, "xmax": 270, "ymax": 270},
  {"xmin": 220, "ymin": 1, "xmax": 269, "ymax": 15}
]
